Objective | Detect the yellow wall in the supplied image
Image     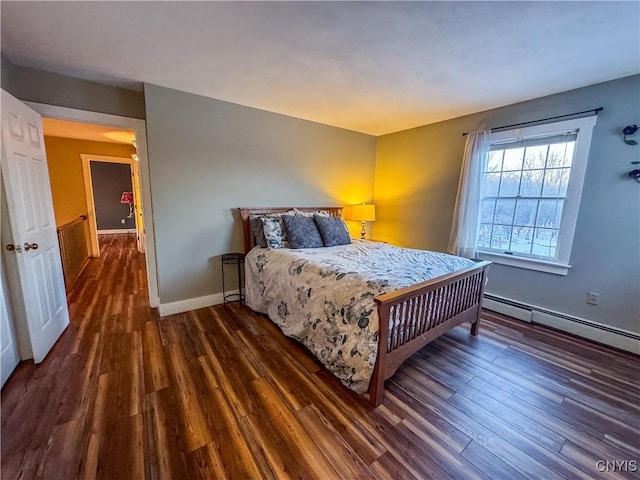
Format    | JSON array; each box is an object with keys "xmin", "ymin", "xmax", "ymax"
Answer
[
  {"xmin": 373, "ymin": 121, "xmax": 467, "ymax": 250},
  {"xmin": 44, "ymin": 136, "xmax": 136, "ymax": 227}
]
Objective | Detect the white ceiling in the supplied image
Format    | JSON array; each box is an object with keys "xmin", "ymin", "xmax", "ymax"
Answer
[{"xmin": 2, "ymin": 2, "xmax": 638, "ymax": 136}]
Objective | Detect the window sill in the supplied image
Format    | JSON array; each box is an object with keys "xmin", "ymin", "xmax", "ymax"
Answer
[{"xmin": 477, "ymin": 251, "xmax": 571, "ymax": 276}]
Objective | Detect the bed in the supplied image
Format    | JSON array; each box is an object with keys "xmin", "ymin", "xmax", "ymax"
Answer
[{"xmin": 239, "ymin": 207, "xmax": 490, "ymax": 407}]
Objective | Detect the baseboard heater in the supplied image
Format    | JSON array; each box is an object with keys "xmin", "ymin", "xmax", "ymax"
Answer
[{"xmin": 483, "ymin": 293, "xmax": 640, "ymax": 355}]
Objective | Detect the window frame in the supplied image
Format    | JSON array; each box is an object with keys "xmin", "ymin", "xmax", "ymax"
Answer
[{"xmin": 476, "ymin": 115, "xmax": 598, "ymax": 275}]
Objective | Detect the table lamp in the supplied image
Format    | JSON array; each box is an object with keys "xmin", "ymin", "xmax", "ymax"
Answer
[
  {"xmin": 120, "ymin": 191, "xmax": 134, "ymax": 218},
  {"xmin": 351, "ymin": 204, "xmax": 376, "ymax": 240}
]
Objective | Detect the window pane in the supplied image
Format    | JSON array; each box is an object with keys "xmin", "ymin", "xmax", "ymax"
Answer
[
  {"xmin": 519, "ymin": 169, "xmax": 544, "ymax": 197},
  {"xmin": 514, "ymin": 199, "xmax": 537, "ymax": 227},
  {"xmin": 542, "ymin": 169, "xmax": 562, "ymax": 197},
  {"xmin": 481, "ymin": 199, "xmax": 496, "ymax": 223},
  {"xmin": 499, "ymin": 171, "xmax": 521, "ymax": 196},
  {"xmin": 523, "ymin": 145, "xmax": 547, "ymax": 170},
  {"xmin": 478, "ymin": 224, "xmax": 492, "ymax": 248},
  {"xmin": 563, "ymin": 142, "xmax": 575, "ymax": 167},
  {"xmin": 554, "ymin": 200, "xmax": 564, "ymax": 227},
  {"xmin": 548, "ymin": 142, "xmax": 575, "ymax": 168},
  {"xmin": 495, "ymin": 199, "xmax": 515, "ymax": 225},
  {"xmin": 503, "ymin": 148, "xmax": 524, "ymax": 171},
  {"xmin": 536, "ymin": 199, "xmax": 563, "ymax": 228},
  {"xmin": 487, "ymin": 151, "xmax": 503, "ymax": 172},
  {"xmin": 491, "ymin": 225, "xmax": 512, "ymax": 250},
  {"xmin": 532, "ymin": 228, "xmax": 557, "ymax": 258},
  {"xmin": 510, "ymin": 226, "xmax": 533, "ymax": 254},
  {"xmin": 484, "ymin": 172, "xmax": 501, "ymax": 197},
  {"xmin": 558, "ymin": 168, "xmax": 571, "ymax": 196}
]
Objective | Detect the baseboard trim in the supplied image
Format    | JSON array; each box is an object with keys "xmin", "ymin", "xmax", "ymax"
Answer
[
  {"xmin": 483, "ymin": 293, "xmax": 639, "ymax": 354},
  {"xmin": 97, "ymin": 229, "xmax": 133, "ymax": 234},
  {"xmin": 158, "ymin": 290, "xmax": 239, "ymax": 317}
]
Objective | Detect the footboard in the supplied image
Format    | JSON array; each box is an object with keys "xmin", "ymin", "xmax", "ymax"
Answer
[{"xmin": 369, "ymin": 261, "xmax": 490, "ymax": 407}]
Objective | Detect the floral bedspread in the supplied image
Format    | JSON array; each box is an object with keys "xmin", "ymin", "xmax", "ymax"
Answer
[{"xmin": 245, "ymin": 240, "xmax": 476, "ymax": 394}]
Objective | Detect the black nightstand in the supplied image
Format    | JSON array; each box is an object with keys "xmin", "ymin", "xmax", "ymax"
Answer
[{"xmin": 221, "ymin": 252, "xmax": 245, "ymax": 304}]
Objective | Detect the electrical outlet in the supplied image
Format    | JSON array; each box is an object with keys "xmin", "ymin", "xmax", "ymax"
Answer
[
  {"xmin": 121, "ymin": 218, "xmax": 126, "ymax": 224},
  {"xmin": 586, "ymin": 291, "xmax": 600, "ymax": 306}
]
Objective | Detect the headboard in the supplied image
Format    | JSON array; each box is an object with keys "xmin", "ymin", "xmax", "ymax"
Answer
[{"xmin": 239, "ymin": 207, "xmax": 344, "ymax": 253}]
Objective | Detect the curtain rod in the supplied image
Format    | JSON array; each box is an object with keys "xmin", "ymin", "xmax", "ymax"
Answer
[{"xmin": 462, "ymin": 107, "xmax": 604, "ymax": 136}]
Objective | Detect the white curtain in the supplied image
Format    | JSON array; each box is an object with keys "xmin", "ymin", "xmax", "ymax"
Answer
[{"xmin": 448, "ymin": 130, "xmax": 490, "ymax": 258}]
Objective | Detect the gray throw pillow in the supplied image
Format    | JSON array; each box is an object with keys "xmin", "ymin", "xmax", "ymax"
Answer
[
  {"xmin": 282, "ymin": 215, "xmax": 323, "ymax": 249},
  {"xmin": 249, "ymin": 215, "xmax": 268, "ymax": 248},
  {"xmin": 314, "ymin": 215, "xmax": 351, "ymax": 247}
]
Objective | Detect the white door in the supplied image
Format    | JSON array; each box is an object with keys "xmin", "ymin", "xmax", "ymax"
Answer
[
  {"xmin": 1, "ymin": 90, "xmax": 69, "ymax": 363},
  {"xmin": 1, "ymin": 150, "xmax": 20, "ymax": 385},
  {"xmin": 1, "ymin": 254, "xmax": 20, "ymax": 387}
]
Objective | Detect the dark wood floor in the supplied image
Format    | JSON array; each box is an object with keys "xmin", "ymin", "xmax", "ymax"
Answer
[{"xmin": 2, "ymin": 234, "xmax": 639, "ymax": 479}]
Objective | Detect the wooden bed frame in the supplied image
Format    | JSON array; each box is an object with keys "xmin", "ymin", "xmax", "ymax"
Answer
[{"xmin": 239, "ymin": 207, "xmax": 490, "ymax": 407}]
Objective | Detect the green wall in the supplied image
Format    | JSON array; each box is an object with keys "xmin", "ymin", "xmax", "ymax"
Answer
[
  {"xmin": 144, "ymin": 84, "xmax": 376, "ymax": 305},
  {"xmin": 1, "ymin": 56, "xmax": 145, "ymax": 119}
]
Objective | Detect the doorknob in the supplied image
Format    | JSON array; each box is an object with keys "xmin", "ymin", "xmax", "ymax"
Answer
[
  {"xmin": 23, "ymin": 242, "xmax": 39, "ymax": 251},
  {"xmin": 5, "ymin": 244, "xmax": 22, "ymax": 253}
]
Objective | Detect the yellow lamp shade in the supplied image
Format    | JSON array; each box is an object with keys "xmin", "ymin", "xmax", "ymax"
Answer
[{"xmin": 351, "ymin": 204, "xmax": 376, "ymax": 222}]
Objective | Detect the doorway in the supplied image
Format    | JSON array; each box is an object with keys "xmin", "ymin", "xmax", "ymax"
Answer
[
  {"xmin": 81, "ymin": 154, "xmax": 145, "ymax": 257},
  {"xmin": 28, "ymin": 102, "xmax": 159, "ymax": 308},
  {"xmin": 1, "ymin": 94, "xmax": 158, "ymax": 387}
]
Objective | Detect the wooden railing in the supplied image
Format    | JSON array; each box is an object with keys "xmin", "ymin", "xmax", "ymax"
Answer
[{"xmin": 57, "ymin": 215, "xmax": 89, "ymax": 290}]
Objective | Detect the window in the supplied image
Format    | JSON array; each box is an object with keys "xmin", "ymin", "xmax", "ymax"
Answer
[{"xmin": 476, "ymin": 116, "xmax": 597, "ymax": 275}]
